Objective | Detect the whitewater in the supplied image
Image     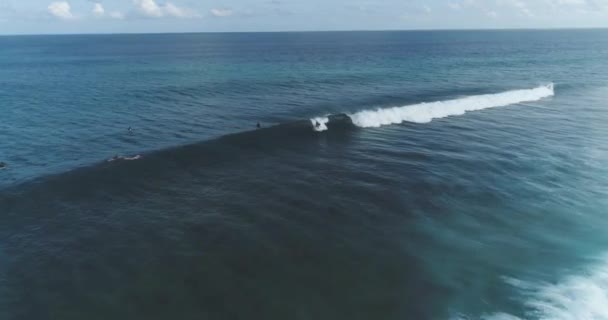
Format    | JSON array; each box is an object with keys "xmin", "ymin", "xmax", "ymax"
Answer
[
  {"xmin": 312, "ymin": 84, "xmax": 554, "ymax": 131},
  {"xmin": 474, "ymin": 254, "xmax": 608, "ymax": 320}
]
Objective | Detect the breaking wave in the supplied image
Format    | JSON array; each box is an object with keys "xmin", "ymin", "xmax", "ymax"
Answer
[
  {"xmin": 3, "ymin": 84, "xmax": 555, "ymax": 191},
  {"xmin": 528, "ymin": 255, "xmax": 608, "ymax": 320},
  {"xmin": 481, "ymin": 254, "xmax": 608, "ymax": 320},
  {"xmin": 311, "ymin": 84, "xmax": 554, "ymax": 130}
]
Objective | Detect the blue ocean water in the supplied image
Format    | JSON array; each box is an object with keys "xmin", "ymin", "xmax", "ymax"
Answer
[{"xmin": 1, "ymin": 30, "xmax": 608, "ymax": 319}]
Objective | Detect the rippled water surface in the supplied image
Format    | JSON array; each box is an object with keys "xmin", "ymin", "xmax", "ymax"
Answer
[{"xmin": 1, "ymin": 30, "xmax": 608, "ymax": 320}]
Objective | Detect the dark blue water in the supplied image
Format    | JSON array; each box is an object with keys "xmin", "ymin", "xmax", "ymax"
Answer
[{"xmin": 1, "ymin": 30, "xmax": 608, "ymax": 319}]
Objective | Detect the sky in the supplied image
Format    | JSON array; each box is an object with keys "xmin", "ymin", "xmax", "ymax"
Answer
[{"xmin": 0, "ymin": 0, "xmax": 607, "ymax": 35}]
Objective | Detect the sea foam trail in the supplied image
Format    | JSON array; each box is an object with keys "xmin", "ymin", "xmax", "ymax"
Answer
[{"xmin": 347, "ymin": 84, "xmax": 554, "ymax": 128}]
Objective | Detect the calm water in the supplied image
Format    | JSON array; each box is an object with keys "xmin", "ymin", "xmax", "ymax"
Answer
[{"xmin": 1, "ymin": 30, "xmax": 608, "ymax": 319}]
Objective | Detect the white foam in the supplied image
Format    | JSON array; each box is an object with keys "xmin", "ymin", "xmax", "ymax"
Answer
[
  {"xmin": 310, "ymin": 116, "xmax": 329, "ymax": 132},
  {"xmin": 480, "ymin": 254, "xmax": 608, "ymax": 320},
  {"xmin": 348, "ymin": 84, "xmax": 554, "ymax": 128},
  {"xmin": 527, "ymin": 256, "xmax": 608, "ymax": 320}
]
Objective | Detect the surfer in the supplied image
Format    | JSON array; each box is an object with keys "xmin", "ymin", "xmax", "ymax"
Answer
[
  {"xmin": 256, "ymin": 122, "xmax": 261, "ymax": 129},
  {"xmin": 0, "ymin": 162, "xmax": 6, "ymax": 169},
  {"xmin": 128, "ymin": 127, "xmax": 133, "ymax": 134},
  {"xmin": 315, "ymin": 121, "xmax": 321, "ymax": 128}
]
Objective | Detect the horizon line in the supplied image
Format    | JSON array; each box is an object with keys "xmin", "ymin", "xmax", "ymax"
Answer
[{"xmin": 1, "ymin": 26, "xmax": 607, "ymax": 37}]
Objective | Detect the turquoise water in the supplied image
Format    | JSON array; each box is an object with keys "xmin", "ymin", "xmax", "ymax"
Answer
[{"xmin": 1, "ymin": 30, "xmax": 608, "ymax": 319}]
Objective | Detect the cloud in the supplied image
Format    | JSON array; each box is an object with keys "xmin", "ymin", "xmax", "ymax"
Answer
[
  {"xmin": 90, "ymin": 2, "xmax": 125, "ymax": 19},
  {"xmin": 210, "ymin": 8, "xmax": 233, "ymax": 17},
  {"xmin": 165, "ymin": 3, "xmax": 199, "ymax": 18},
  {"xmin": 133, "ymin": 0, "xmax": 199, "ymax": 18},
  {"xmin": 93, "ymin": 3, "xmax": 104, "ymax": 17},
  {"xmin": 48, "ymin": 1, "xmax": 74, "ymax": 20},
  {"xmin": 133, "ymin": 0, "xmax": 163, "ymax": 17},
  {"xmin": 447, "ymin": 0, "xmax": 539, "ymax": 18},
  {"xmin": 507, "ymin": 0, "xmax": 533, "ymax": 17}
]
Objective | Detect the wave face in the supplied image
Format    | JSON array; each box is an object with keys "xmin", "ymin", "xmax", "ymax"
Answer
[{"xmin": 344, "ymin": 84, "xmax": 554, "ymax": 128}]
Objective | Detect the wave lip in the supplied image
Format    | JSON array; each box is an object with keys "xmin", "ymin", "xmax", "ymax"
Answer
[{"xmin": 347, "ymin": 84, "xmax": 554, "ymax": 129}]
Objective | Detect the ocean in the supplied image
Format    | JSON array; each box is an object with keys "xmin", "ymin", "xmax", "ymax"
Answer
[{"xmin": 0, "ymin": 30, "xmax": 607, "ymax": 319}]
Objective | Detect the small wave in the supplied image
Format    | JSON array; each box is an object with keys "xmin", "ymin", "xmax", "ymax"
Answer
[{"xmin": 311, "ymin": 84, "xmax": 554, "ymax": 131}]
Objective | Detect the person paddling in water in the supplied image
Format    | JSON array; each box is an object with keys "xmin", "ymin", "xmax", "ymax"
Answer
[{"xmin": 0, "ymin": 162, "xmax": 6, "ymax": 169}]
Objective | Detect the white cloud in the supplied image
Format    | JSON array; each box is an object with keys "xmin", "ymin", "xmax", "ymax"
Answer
[
  {"xmin": 90, "ymin": 2, "xmax": 125, "ymax": 20},
  {"xmin": 210, "ymin": 8, "xmax": 233, "ymax": 17},
  {"xmin": 48, "ymin": 1, "xmax": 74, "ymax": 20},
  {"xmin": 512, "ymin": 0, "xmax": 534, "ymax": 16},
  {"xmin": 93, "ymin": 3, "xmax": 104, "ymax": 17},
  {"xmin": 165, "ymin": 3, "xmax": 199, "ymax": 18},
  {"xmin": 133, "ymin": 0, "xmax": 199, "ymax": 18},
  {"xmin": 133, "ymin": 0, "xmax": 163, "ymax": 17}
]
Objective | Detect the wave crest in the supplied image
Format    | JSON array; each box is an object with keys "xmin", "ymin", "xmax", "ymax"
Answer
[
  {"xmin": 349, "ymin": 84, "xmax": 554, "ymax": 128},
  {"xmin": 311, "ymin": 84, "xmax": 554, "ymax": 131}
]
